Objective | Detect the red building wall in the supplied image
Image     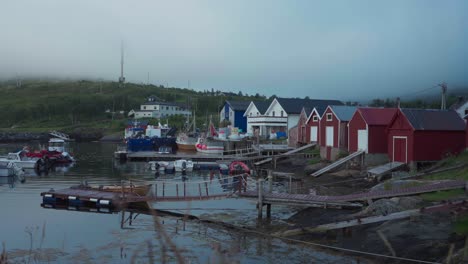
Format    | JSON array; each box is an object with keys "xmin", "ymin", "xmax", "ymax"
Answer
[
  {"xmin": 320, "ymin": 108, "xmax": 340, "ymax": 148},
  {"xmin": 307, "ymin": 111, "xmax": 320, "ymax": 143},
  {"xmin": 368, "ymin": 125, "xmax": 389, "ymax": 153},
  {"xmin": 387, "ymin": 110, "xmax": 465, "ymax": 163},
  {"xmin": 297, "ymin": 112, "xmax": 309, "ymax": 144},
  {"xmin": 348, "ymin": 111, "xmax": 366, "ymax": 152},
  {"xmin": 288, "ymin": 126, "xmax": 299, "ymax": 148},
  {"xmin": 413, "ymin": 131, "xmax": 465, "ymax": 161},
  {"xmin": 466, "ymin": 120, "xmax": 468, "ymax": 149},
  {"xmin": 387, "ymin": 111, "xmax": 414, "ymax": 163},
  {"xmin": 339, "ymin": 121, "xmax": 349, "ymax": 149}
]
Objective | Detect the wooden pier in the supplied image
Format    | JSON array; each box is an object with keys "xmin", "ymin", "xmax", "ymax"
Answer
[{"xmin": 240, "ymin": 178, "xmax": 467, "ymax": 219}]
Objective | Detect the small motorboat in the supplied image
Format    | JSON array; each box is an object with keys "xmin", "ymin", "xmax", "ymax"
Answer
[
  {"xmin": 148, "ymin": 161, "xmax": 170, "ymax": 171},
  {"xmin": 0, "ymin": 151, "xmax": 39, "ymax": 169},
  {"xmin": 174, "ymin": 159, "xmax": 193, "ymax": 172}
]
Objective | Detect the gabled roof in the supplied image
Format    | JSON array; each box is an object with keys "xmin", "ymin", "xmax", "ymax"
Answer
[
  {"xmin": 253, "ymin": 101, "xmax": 271, "ymax": 114},
  {"xmin": 401, "ymin": 108, "xmax": 465, "ymax": 131},
  {"xmin": 224, "ymin": 100, "xmax": 251, "ymax": 111},
  {"xmin": 243, "ymin": 100, "xmax": 272, "ymax": 117},
  {"xmin": 358, "ymin": 108, "xmax": 397, "ymax": 126},
  {"xmin": 272, "ymin": 98, "xmax": 343, "ymax": 115},
  {"xmin": 301, "ymin": 107, "xmax": 313, "ymax": 118},
  {"xmin": 328, "ymin": 105, "xmax": 357, "ymax": 121}
]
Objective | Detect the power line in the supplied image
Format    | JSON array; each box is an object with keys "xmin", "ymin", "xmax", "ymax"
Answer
[{"xmin": 398, "ymin": 84, "xmax": 439, "ymax": 98}]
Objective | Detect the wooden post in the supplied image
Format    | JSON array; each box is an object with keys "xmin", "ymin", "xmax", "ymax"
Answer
[
  {"xmin": 258, "ymin": 179, "xmax": 264, "ymax": 219},
  {"xmin": 199, "ymin": 183, "xmax": 202, "ymax": 198},
  {"xmin": 205, "ymin": 182, "xmax": 209, "ymax": 196},
  {"xmin": 266, "ymin": 204, "xmax": 271, "ymax": 218},
  {"xmin": 267, "ymin": 170, "xmax": 273, "ymax": 194},
  {"xmin": 273, "ymin": 156, "xmax": 277, "ymax": 169}
]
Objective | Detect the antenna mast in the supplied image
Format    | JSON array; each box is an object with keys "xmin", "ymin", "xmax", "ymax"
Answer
[{"xmin": 119, "ymin": 41, "xmax": 125, "ymax": 87}]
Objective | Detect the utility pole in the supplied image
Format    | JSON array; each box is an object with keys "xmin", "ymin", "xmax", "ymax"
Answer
[{"xmin": 439, "ymin": 82, "xmax": 447, "ymax": 110}]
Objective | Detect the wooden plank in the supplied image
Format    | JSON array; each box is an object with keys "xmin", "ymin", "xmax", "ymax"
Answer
[
  {"xmin": 274, "ymin": 199, "xmax": 468, "ymax": 237},
  {"xmin": 254, "ymin": 143, "xmax": 316, "ymax": 166},
  {"xmin": 367, "ymin": 162, "xmax": 405, "ymax": 176},
  {"xmin": 311, "ymin": 150, "xmax": 365, "ymax": 177}
]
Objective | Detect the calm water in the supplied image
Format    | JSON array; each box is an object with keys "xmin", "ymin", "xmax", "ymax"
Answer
[{"xmin": 0, "ymin": 142, "xmax": 361, "ymax": 263}]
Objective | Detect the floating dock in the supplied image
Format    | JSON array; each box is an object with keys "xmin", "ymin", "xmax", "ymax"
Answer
[{"xmin": 41, "ymin": 187, "xmax": 149, "ymax": 209}]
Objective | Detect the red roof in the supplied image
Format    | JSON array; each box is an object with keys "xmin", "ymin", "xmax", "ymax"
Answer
[{"xmin": 358, "ymin": 108, "xmax": 397, "ymax": 126}]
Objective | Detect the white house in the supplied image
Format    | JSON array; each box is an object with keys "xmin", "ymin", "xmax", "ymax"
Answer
[
  {"xmin": 244, "ymin": 97, "xmax": 343, "ymax": 138},
  {"xmin": 243, "ymin": 100, "xmax": 274, "ymax": 136},
  {"xmin": 450, "ymin": 97, "xmax": 468, "ymax": 120},
  {"xmin": 131, "ymin": 95, "xmax": 192, "ymax": 119}
]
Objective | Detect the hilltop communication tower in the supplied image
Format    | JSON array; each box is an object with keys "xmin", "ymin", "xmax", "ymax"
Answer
[{"xmin": 118, "ymin": 41, "xmax": 125, "ymax": 87}]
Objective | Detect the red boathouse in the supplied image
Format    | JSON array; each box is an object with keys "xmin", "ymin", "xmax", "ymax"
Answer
[
  {"xmin": 319, "ymin": 105, "xmax": 357, "ymax": 161},
  {"xmin": 387, "ymin": 109, "xmax": 466, "ymax": 166},
  {"xmin": 348, "ymin": 108, "xmax": 397, "ymax": 165}
]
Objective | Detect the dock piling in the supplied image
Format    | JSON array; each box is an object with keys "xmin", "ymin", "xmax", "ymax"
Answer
[{"xmin": 257, "ymin": 179, "xmax": 264, "ymax": 219}]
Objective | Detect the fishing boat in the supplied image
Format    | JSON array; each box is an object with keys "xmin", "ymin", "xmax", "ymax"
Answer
[
  {"xmin": 176, "ymin": 114, "xmax": 197, "ymax": 151},
  {"xmin": 126, "ymin": 122, "xmax": 177, "ymax": 152},
  {"xmin": 176, "ymin": 133, "xmax": 197, "ymax": 151},
  {"xmin": 173, "ymin": 159, "xmax": 194, "ymax": 172}
]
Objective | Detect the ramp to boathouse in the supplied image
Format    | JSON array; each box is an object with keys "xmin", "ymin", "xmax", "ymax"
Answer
[{"xmin": 311, "ymin": 150, "xmax": 365, "ymax": 177}]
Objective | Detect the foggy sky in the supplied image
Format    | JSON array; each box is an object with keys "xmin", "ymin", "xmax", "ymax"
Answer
[{"xmin": 1, "ymin": 0, "xmax": 467, "ymax": 100}]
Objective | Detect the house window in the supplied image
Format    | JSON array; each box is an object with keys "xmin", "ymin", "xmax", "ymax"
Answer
[
  {"xmin": 313, "ymin": 116, "xmax": 318, "ymax": 122},
  {"xmin": 280, "ymin": 111, "xmax": 284, "ymax": 117},
  {"xmin": 257, "ymin": 112, "xmax": 259, "ymax": 116},
  {"xmin": 143, "ymin": 106, "xmax": 146, "ymax": 110},
  {"xmin": 272, "ymin": 111, "xmax": 275, "ymax": 117},
  {"xmin": 326, "ymin": 113, "xmax": 333, "ymax": 121},
  {"xmin": 250, "ymin": 113, "xmax": 252, "ymax": 117}
]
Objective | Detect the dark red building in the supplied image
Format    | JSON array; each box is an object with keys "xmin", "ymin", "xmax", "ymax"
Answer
[
  {"xmin": 348, "ymin": 108, "xmax": 397, "ymax": 154},
  {"xmin": 319, "ymin": 105, "xmax": 357, "ymax": 160},
  {"xmin": 297, "ymin": 107, "xmax": 312, "ymax": 145},
  {"xmin": 387, "ymin": 109, "xmax": 466, "ymax": 164}
]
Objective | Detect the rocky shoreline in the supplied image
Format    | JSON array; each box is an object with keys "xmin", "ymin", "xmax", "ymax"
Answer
[{"xmin": 0, "ymin": 130, "xmax": 112, "ymax": 143}]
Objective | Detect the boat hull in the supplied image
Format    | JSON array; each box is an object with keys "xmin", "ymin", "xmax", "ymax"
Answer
[
  {"xmin": 195, "ymin": 147, "xmax": 224, "ymax": 154},
  {"xmin": 177, "ymin": 143, "xmax": 196, "ymax": 151}
]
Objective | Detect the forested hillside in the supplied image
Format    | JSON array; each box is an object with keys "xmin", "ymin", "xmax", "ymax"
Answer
[{"xmin": 0, "ymin": 79, "xmax": 264, "ymax": 132}]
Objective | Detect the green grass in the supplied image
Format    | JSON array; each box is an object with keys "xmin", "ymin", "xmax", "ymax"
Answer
[
  {"xmin": 303, "ymin": 148, "xmax": 320, "ymax": 155},
  {"xmin": 454, "ymin": 216, "xmax": 468, "ymax": 235},
  {"xmin": 308, "ymin": 157, "xmax": 321, "ymax": 165},
  {"xmin": 420, "ymin": 189, "xmax": 465, "ymax": 201},
  {"xmin": 383, "ymin": 180, "xmax": 425, "ymax": 191},
  {"xmin": 420, "ymin": 151, "xmax": 468, "ymax": 181}
]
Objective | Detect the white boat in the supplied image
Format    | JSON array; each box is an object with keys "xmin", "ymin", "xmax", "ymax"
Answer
[
  {"xmin": 148, "ymin": 161, "xmax": 170, "ymax": 171},
  {"xmin": 173, "ymin": 159, "xmax": 194, "ymax": 172},
  {"xmin": 0, "ymin": 151, "xmax": 39, "ymax": 169},
  {"xmin": 195, "ymin": 137, "xmax": 224, "ymax": 154}
]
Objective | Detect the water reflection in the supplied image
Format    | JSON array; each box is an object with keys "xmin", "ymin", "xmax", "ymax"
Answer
[{"xmin": 0, "ymin": 142, "xmax": 364, "ymax": 263}]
